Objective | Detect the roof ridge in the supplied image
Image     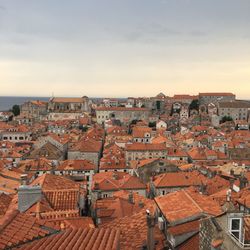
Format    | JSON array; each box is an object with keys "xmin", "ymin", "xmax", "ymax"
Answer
[
  {"xmin": 183, "ymin": 190, "xmax": 203, "ymax": 213},
  {"xmin": 103, "ymin": 178, "xmax": 120, "ymax": 189}
]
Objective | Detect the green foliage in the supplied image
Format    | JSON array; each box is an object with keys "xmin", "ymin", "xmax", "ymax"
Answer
[
  {"xmin": 79, "ymin": 125, "xmax": 88, "ymax": 132},
  {"xmin": 220, "ymin": 116, "xmax": 233, "ymax": 124},
  {"xmin": 11, "ymin": 105, "xmax": 20, "ymax": 116},
  {"xmin": 189, "ymin": 99, "xmax": 199, "ymax": 111},
  {"xmin": 131, "ymin": 119, "xmax": 138, "ymax": 125},
  {"xmin": 148, "ymin": 121, "xmax": 156, "ymax": 128},
  {"xmin": 156, "ymin": 101, "xmax": 161, "ymax": 110}
]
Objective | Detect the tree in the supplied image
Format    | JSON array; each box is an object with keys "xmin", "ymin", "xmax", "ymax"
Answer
[
  {"xmin": 11, "ymin": 105, "xmax": 20, "ymax": 116},
  {"xmin": 79, "ymin": 125, "xmax": 88, "ymax": 132},
  {"xmin": 220, "ymin": 116, "xmax": 233, "ymax": 124},
  {"xmin": 148, "ymin": 121, "xmax": 156, "ymax": 128},
  {"xmin": 189, "ymin": 99, "xmax": 199, "ymax": 111}
]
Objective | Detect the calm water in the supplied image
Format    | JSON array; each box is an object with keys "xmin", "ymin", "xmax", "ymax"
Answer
[
  {"xmin": 0, "ymin": 96, "xmax": 127, "ymax": 111},
  {"xmin": 0, "ymin": 96, "xmax": 49, "ymax": 111}
]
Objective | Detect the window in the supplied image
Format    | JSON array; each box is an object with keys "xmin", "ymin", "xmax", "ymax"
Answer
[
  {"xmin": 230, "ymin": 218, "xmax": 241, "ymax": 240},
  {"xmin": 103, "ymin": 194, "xmax": 108, "ymax": 198}
]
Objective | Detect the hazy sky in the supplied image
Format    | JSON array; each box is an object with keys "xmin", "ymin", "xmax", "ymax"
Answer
[{"xmin": 0, "ymin": 0, "xmax": 250, "ymax": 98}]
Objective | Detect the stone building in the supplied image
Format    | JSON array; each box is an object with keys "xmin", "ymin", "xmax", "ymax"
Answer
[
  {"xmin": 20, "ymin": 100, "xmax": 47, "ymax": 120},
  {"xmin": 68, "ymin": 138, "xmax": 102, "ymax": 168},
  {"xmin": 48, "ymin": 96, "xmax": 91, "ymax": 120},
  {"xmin": 95, "ymin": 107, "xmax": 151, "ymax": 125},
  {"xmin": 132, "ymin": 158, "xmax": 179, "ymax": 183},
  {"xmin": 0, "ymin": 125, "xmax": 32, "ymax": 142},
  {"xmin": 125, "ymin": 143, "xmax": 168, "ymax": 164},
  {"xmin": 218, "ymin": 101, "xmax": 250, "ymax": 122},
  {"xmin": 199, "ymin": 92, "xmax": 236, "ymax": 105},
  {"xmin": 91, "ymin": 172, "xmax": 147, "ymax": 201}
]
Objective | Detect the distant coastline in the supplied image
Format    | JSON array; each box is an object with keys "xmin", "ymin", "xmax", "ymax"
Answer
[
  {"xmin": 0, "ymin": 96, "xmax": 127, "ymax": 111},
  {"xmin": 0, "ymin": 96, "xmax": 50, "ymax": 111}
]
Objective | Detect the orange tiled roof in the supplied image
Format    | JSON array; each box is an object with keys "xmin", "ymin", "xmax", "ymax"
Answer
[
  {"xmin": 153, "ymin": 171, "xmax": 207, "ymax": 188},
  {"xmin": 101, "ymin": 209, "xmax": 165, "ymax": 250},
  {"xmin": 0, "ymin": 175, "xmax": 20, "ymax": 194},
  {"xmin": 205, "ymin": 175, "xmax": 231, "ymax": 195},
  {"xmin": 51, "ymin": 97, "xmax": 87, "ymax": 103},
  {"xmin": 178, "ymin": 233, "xmax": 199, "ymax": 250},
  {"xmin": 17, "ymin": 228, "xmax": 119, "ymax": 250},
  {"xmin": 31, "ymin": 174, "xmax": 79, "ymax": 190},
  {"xmin": 95, "ymin": 191, "xmax": 153, "ymax": 225},
  {"xmin": 106, "ymin": 126, "xmax": 128, "ymax": 136},
  {"xmin": 0, "ymin": 193, "xmax": 12, "ymax": 218},
  {"xmin": 19, "ymin": 158, "xmax": 53, "ymax": 172},
  {"xmin": 168, "ymin": 219, "xmax": 200, "ymax": 236},
  {"xmin": 69, "ymin": 138, "xmax": 102, "ymax": 153},
  {"xmin": 31, "ymin": 174, "xmax": 81, "ymax": 211},
  {"xmin": 155, "ymin": 188, "xmax": 223, "ymax": 225},
  {"xmin": 132, "ymin": 127, "xmax": 152, "ymax": 138},
  {"xmin": 0, "ymin": 210, "xmax": 58, "ymax": 249},
  {"xmin": 92, "ymin": 172, "xmax": 146, "ymax": 191},
  {"xmin": 199, "ymin": 92, "xmax": 235, "ymax": 97},
  {"xmin": 43, "ymin": 216, "xmax": 95, "ymax": 230},
  {"xmin": 125, "ymin": 143, "xmax": 167, "ymax": 151},
  {"xmin": 95, "ymin": 106, "xmax": 149, "ymax": 111},
  {"xmin": 57, "ymin": 159, "xmax": 95, "ymax": 171},
  {"xmin": 173, "ymin": 94, "xmax": 198, "ymax": 100}
]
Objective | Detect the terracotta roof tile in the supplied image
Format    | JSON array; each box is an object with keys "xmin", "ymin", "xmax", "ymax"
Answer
[
  {"xmin": 132, "ymin": 127, "xmax": 152, "ymax": 138},
  {"xmin": 94, "ymin": 191, "xmax": 154, "ymax": 225},
  {"xmin": 92, "ymin": 172, "xmax": 146, "ymax": 191},
  {"xmin": 178, "ymin": 232, "xmax": 199, "ymax": 250},
  {"xmin": 168, "ymin": 219, "xmax": 200, "ymax": 236},
  {"xmin": 69, "ymin": 138, "xmax": 102, "ymax": 153},
  {"xmin": 125, "ymin": 143, "xmax": 167, "ymax": 151},
  {"xmin": 17, "ymin": 228, "xmax": 119, "ymax": 250},
  {"xmin": 155, "ymin": 188, "xmax": 223, "ymax": 225},
  {"xmin": 95, "ymin": 107, "xmax": 149, "ymax": 111},
  {"xmin": 57, "ymin": 159, "xmax": 95, "ymax": 171},
  {"xmin": 0, "ymin": 193, "xmax": 12, "ymax": 218},
  {"xmin": 101, "ymin": 208, "xmax": 165, "ymax": 250},
  {"xmin": 153, "ymin": 171, "xmax": 207, "ymax": 188},
  {"xmin": 0, "ymin": 211, "xmax": 58, "ymax": 249}
]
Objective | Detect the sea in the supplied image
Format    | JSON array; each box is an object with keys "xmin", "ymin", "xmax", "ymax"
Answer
[
  {"xmin": 0, "ymin": 96, "xmax": 50, "ymax": 111},
  {"xmin": 0, "ymin": 96, "xmax": 127, "ymax": 111}
]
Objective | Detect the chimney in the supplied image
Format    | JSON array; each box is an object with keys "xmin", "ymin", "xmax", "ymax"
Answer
[
  {"xmin": 94, "ymin": 182, "xmax": 99, "ymax": 190},
  {"xmin": 229, "ymin": 178, "xmax": 234, "ymax": 189},
  {"xmin": 146, "ymin": 211, "xmax": 156, "ymax": 250},
  {"xmin": 239, "ymin": 175, "xmax": 248, "ymax": 190},
  {"xmin": 138, "ymin": 200, "xmax": 144, "ymax": 208},
  {"xmin": 112, "ymin": 172, "xmax": 118, "ymax": 180},
  {"xmin": 20, "ymin": 174, "xmax": 28, "ymax": 186},
  {"xmin": 226, "ymin": 189, "xmax": 232, "ymax": 202},
  {"xmin": 18, "ymin": 184, "xmax": 42, "ymax": 212},
  {"xmin": 128, "ymin": 191, "xmax": 134, "ymax": 204},
  {"xmin": 230, "ymin": 169, "xmax": 234, "ymax": 176}
]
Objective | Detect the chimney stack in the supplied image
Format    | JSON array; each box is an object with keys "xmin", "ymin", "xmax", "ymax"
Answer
[
  {"xmin": 226, "ymin": 189, "xmax": 232, "ymax": 202},
  {"xmin": 128, "ymin": 191, "xmax": 134, "ymax": 204},
  {"xmin": 20, "ymin": 174, "xmax": 28, "ymax": 186},
  {"xmin": 230, "ymin": 169, "xmax": 234, "ymax": 176},
  {"xmin": 18, "ymin": 185, "xmax": 42, "ymax": 212},
  {"xmin": 138, "ymin": 200, "xmax": 144, "ymax": 208},
  {"xmin": 239, "ymin": 174, "xmax": 248, "ymax": 190},
  {"xmin": 112, "ymin": 172, "xmax": 118, "ymax": 180},
  {"xmin": 146, "ymin": 210, "xmax": 156, "ymax": 250}
]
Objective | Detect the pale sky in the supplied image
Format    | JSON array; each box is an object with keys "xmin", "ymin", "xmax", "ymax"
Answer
[{"xmin": 0, "ymin": 0, "xmax": 250, "ymax": 98}]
